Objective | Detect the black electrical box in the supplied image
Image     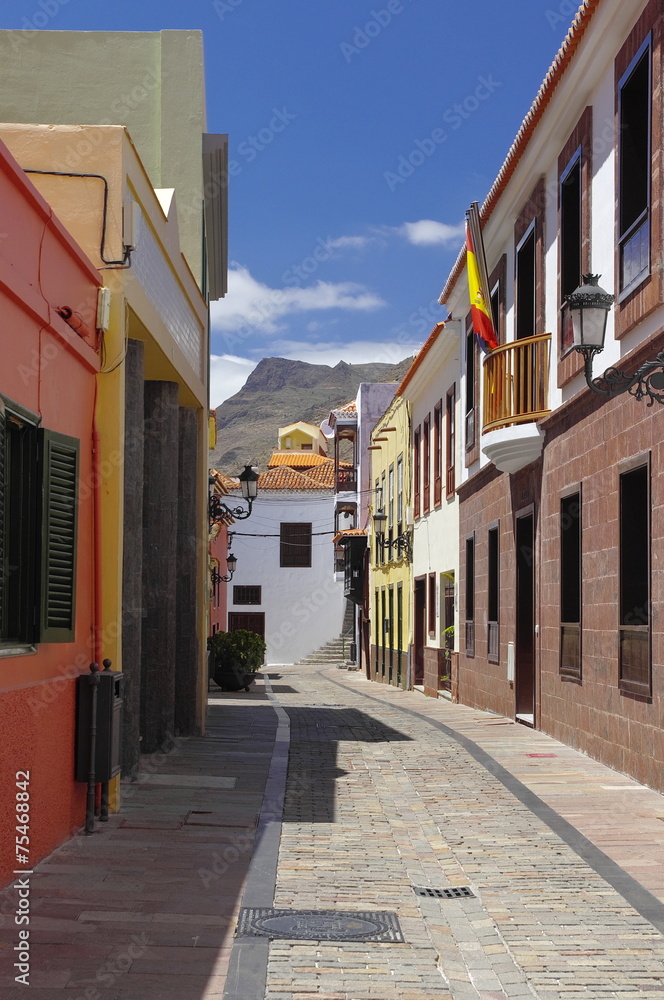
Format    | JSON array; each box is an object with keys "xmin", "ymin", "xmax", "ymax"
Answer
[{"xmin": 75, "ymin": 668, "xmax": 123, "ymax": 783}]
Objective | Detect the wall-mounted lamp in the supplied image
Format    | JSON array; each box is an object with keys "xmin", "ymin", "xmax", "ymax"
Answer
[
  {"xmin": 212, "ymin": 553, "xmax": 237, "ymax": 586},
  {"xmin": 372, "ymin": 511, "xmax": 412, "ymax": 561},
  {"xmin": 568, "ymin": 274, "xmax": 664, "ymax": 405},
  {"xmin": 209, "ymin": 465, "xmax": 259, "ymax": 524}
]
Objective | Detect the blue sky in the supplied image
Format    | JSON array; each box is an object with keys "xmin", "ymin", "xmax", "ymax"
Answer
[{"xmin": 1, "ymin": 0, "xmax": 581, "ymax": 404}]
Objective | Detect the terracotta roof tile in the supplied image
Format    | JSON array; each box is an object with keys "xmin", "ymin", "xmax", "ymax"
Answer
[
  {"xmin": 268, "ymin": 451, "xmax": 330, "ymax": 467},
  {"xmin": 333, "ymin": 528, "xmax": 367, "ymax": 544},
  {"xmin": 209, "ymin": 470, "xmax": 239, "ymax": 494},
  {"xmin": 255, "ymin": 466, "xmax": 333, "ymax": 491}
]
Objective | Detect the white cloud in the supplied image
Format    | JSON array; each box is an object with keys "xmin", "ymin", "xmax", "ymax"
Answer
[
  {"xmin": 210, "ymin": 354, "xmax": 258, "ymax": 407},
  {"xmin": 210, "ymin": 263, "xmax": 386, "ymax": 335},
  {"xmin": 326, "ymin": 235, "xmax": 372, "ymax": 250},
  {"xmin": 400, "ymin": 219, "xmax": 466, "ymax": 246}
]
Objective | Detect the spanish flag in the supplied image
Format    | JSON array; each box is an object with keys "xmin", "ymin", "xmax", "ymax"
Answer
[{"xmin": 466, "ymin": 203, "xmax": 499, "ymax": 353}]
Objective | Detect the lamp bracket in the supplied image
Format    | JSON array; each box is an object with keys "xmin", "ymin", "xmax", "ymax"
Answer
[
  {"xmin": 382, "ymin": 530, "xmax": 413, "ymax": 562},
  {"xmin": 582, "ymin": 348, "xmax": 664, "ymax": 406},
  {"xmin": 209, "ymin": 495, "xmax": 254, "ymax": 524}
]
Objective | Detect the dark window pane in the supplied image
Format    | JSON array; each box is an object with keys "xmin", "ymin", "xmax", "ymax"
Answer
[
  {"xmin": 619, "ymin": 464, "xmax": 650, "ymax": 695},
  {"xmin": 488, "ymin": 527, "xmax": 499, "ymax": 622},
  {"xmin": 561, "ymin": 157, "xmax": 581, "ymax": 301},
  {"xmin": 516, "ymin": 227, "xmax": 535, "ymax": 340},
  {"xmin": 620, "ymin": 47, "xmax": 650, "ymax": 237},
  {"xmin": 560, "ymin": 493, "xmax": 581, "ymax": 624},
  {"xmin": 465, "ymin": 536, "xmax": 475, "ymax": 621},
  {"xmin": 620, "ymin": 466, "xmax": 648, "ymax": 625}
]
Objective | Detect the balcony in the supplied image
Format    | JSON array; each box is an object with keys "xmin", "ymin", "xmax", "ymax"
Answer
[
  {"xmin": 335, "ymin": 467, "xmax": 358, "ymax": 493},
  {"xmin": 481, "ymin": 333, "xmax": 551, "ymax": 474}
]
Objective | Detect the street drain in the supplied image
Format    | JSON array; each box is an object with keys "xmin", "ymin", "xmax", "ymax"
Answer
[
  {"xmin": 237, "ymin": 907, "xmax": 404, "ymax": 942},
  {"xmin": 414, "ymin": 885, "xmax": 475, "ymax": 899}
]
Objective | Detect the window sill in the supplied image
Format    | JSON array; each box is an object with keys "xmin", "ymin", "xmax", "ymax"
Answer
[{"xmin": 0, "ymin": 644, "xmax": 37, "ymax": 658}]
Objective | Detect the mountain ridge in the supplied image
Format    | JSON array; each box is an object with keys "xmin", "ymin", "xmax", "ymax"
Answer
[{"xmin": 210, "ymin": 355, "xmax": 414, "ymax": 473}]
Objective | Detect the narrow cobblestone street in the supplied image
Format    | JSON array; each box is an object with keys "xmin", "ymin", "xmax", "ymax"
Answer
[{"xmin": 3, "ymin": 665, "xmax": 664, "ymax": 1000}]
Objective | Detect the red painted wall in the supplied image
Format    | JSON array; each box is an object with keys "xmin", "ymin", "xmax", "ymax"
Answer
[
  {"xmin": 210, "ymin": 523, "xmax": 229, "ymax": 635},
  {"xmin": 0, "ymin": 140, "xmax": 101, "ymax": 889}
]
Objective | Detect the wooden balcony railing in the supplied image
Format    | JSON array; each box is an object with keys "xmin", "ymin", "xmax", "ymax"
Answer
[
  {"xmin": 335, "ymin": 468, "xmax": 357, "ymax": 492},
  {"xmin": 483, "ymin": 333, "xmax": 551, "ymax": 434}
]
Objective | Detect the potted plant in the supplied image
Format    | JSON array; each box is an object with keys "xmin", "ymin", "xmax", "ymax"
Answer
[{"xmin": 209, "ymin": 629, "xmax": 266, "ymax": 692}]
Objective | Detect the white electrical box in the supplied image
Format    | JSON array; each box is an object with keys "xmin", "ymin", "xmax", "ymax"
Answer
[
  {"xmin": 405, "ymin": 506, "xmax": 414, "ymax": 527},
  {"xmin": 507, "ymin": 642, "xmax": 515, "ymax": 683},
  {"xmin": 123, "ymin": 199, "xmax": 141, "ymax": 251},
  {"xmin": 96, "ymin": 287, "xmax": 111, "ymax": 332}
]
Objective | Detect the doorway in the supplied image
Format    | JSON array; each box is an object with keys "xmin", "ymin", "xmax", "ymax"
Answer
[
  {"xmin": 228, "ymin": 612, "xmax": 265, "ymax": 639},
  {"xmin": 515, "ymin": 512, "xmax": 535, "ymax": 724},
  {"xmin": 413, "ymin": 577, "xmax": 426, "ymax": 686}
]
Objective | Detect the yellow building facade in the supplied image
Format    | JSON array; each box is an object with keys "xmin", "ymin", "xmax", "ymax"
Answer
[
  {"xmin": 0, "ymin": 123, "xmax": 211, "ymax": 779},
  {"xmin": 368, "ymin": 393, "xmax": 412, "ymax": 688}
]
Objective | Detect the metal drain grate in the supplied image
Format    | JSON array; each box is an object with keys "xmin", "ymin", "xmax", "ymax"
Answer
[{"xmin": 414, "ymin": 885, "xmax": 475, "ymax": 899}]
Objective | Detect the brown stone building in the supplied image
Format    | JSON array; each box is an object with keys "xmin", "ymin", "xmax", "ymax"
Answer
[{"xmin": 441, "ymin": 0, "xmax": 664, "ymax": 790}]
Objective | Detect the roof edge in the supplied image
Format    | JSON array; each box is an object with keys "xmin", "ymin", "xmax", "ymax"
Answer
[{"xmin": 439, "ymin": 0, "xmax": 603, "ymax": 305}]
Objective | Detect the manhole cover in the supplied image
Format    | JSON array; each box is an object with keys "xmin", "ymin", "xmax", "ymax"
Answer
[
  {"xmin": 237, "ymin": 908, "xmax": 404, "ymax": 942},
  {"xmin": 414, "ymin": 886, "xmax": 475, "ymax": 899}
]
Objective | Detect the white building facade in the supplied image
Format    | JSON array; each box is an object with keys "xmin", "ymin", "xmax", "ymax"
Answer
[
  {"xmin": 227, "ymin": 470, "xmax": 345, "ymax": 665},
  {"xmin": 401, "ymin": 321, "xmax": 462, "ymax": 697}
]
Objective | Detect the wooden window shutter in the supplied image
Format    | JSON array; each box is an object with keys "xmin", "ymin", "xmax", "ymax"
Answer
[{"xmin": 39, "ymin": 429, "xmax": 79, "ymax": 643}]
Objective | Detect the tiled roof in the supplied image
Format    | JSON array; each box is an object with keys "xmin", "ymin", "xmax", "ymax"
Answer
[
  {"xmin": 303, "ymin": 459, "xmax": 353, "ymax": 488},
  {"xmin": 333, "ymin": 528, "xmax": 367, "ymax": 544},
  {"xmin": 210, "ymin": 469, "xmax": 238, "ymax": 494},
  {"xmin": 328, "ymin": 399, "xmax": 358, "ymax": 428},
  {"xmin": 439, "ymin": 0, "xmax": 602, "ymax": 305},
  {"xmin": 255, "ymin": 466, "xmax": 333, "ymax": 491},
  {"xmin": 268, "ymin": 451, "xmax": 330, "ymax": 467}
]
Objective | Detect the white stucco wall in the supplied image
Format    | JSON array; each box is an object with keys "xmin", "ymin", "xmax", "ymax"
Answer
[
  {"xmin": 227, "ymin": 490, "xmax": 345, "ymax": 665},
  {"xmin": 406, "ymin": 327, "xmax": 461, "ymax": 653}
]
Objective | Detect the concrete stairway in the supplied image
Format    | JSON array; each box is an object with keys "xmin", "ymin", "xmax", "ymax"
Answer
[{"xmin": 296, "ymin": 601, "xmax": 356, "ymax": 666}]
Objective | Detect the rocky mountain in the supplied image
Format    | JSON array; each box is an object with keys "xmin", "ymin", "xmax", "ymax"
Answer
[{"xmin": 210, "ymin": 356, "xmax": 414, "ymax": 474}]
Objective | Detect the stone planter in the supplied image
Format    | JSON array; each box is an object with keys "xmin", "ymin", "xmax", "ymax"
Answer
[{"xmin": 213, "ymin": 661, "xmax": 255, "ymax": 692}]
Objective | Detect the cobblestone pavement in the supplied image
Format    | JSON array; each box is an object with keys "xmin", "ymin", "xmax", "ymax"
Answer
[
  {"xmin": 2, "ymin": 667, "xmax": 664, "ymax": 1000},
  {"xmin": 264, "ymin": 664, "xmax": 664, "ymax": 1000}
]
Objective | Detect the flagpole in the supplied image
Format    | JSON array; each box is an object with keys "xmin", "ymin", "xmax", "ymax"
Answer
[{"xmin": 468, "ymin": 202, "xmax": 493, "ymax": 320}]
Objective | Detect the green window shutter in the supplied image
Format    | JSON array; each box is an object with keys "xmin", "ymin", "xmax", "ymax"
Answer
[
  {"xmin": 0, "ymin": 398, "xmax": 5, "ymax": 636},
  {"xmin": 39, "ymin": 429, "xmax": 79, "ymax": 643}
]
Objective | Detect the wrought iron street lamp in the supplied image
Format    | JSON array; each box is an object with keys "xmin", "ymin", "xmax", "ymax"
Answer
[
  {"xmin": 209, "ymin": 465, "xmax": 259, "ymax": 524},
  {"xmin": 211, "ymin": 552, "xmax": 237, "ymax": 586},
  {"xmin": 569, "ymin": 274, "xmax": 664, "ymax": 405}
]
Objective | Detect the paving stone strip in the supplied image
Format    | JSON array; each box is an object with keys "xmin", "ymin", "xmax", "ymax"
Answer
[{"xmin": 262, "ymin": 664, "xmax": 664, "ymax": 1000}]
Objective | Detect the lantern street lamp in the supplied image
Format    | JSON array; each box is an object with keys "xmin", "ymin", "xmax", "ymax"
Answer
[
  {"xmin": 209, "ymin": 465, "xmax": 259, "ymax": 524},
  {"xmin": 211, "ymin": 552, "xmax": 237, "ymax": 586},
  {"xmin": 569, "ymin": 274, "xmax": 664, "ymax": 405}
]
